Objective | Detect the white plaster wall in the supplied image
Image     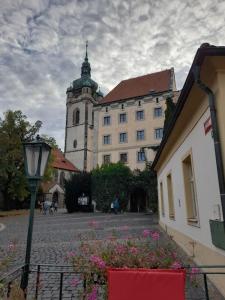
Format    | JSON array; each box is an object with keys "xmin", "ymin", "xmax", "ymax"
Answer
[
  {"xmin": 158, "ymin": 108, "xmax": 223, "ymax": 252},
  {"xmin": 65, "ymin": 151, "xmax": 84, "ymax": 171}
]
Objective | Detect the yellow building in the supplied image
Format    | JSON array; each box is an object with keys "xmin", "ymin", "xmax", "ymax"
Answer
[
  {"xmin": 153, "ymin": 43, "xmax": 225, "ymax": 297},
  {"xmin": 64, "ymin": 45, "xmax": 178, "ymax": 171},
  {"xmin": 93, "ymin": 69, "xmax": 178, "ymax": 170}
]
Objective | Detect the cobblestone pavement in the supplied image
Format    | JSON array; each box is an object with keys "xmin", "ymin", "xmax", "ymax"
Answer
[{"xmin": 0, "ymin": 210, "xmax": 224, "ymax": 299}]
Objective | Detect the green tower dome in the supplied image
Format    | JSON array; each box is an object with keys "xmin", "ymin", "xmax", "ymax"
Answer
[{"xmin": 71, "ymin": 42, "xmax": 98, "ymax": 93}]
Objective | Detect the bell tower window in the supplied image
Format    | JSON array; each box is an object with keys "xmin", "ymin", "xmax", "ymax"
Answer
[{"xmin": 73, "ymin": 109, "xmax": 80, "ymax": 125}]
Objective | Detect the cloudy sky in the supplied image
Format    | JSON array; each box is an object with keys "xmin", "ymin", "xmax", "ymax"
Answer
[{"xmin": 1, "ymin": 0, "xmax": 224, "ymax": 149}]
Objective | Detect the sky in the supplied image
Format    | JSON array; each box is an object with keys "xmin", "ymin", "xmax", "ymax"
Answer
[{"xmin": 1, "ymin": 0, "xmax": 225, "ymax": 149}]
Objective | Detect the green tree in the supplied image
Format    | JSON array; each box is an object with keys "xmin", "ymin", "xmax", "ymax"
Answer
[
  {"xmin": 92, "ymin": 162, "xmax": 132, "ymax": 212},
  {"xmin": 0, "ymin": 110, "xmax": 42, "ymax": 210},
  {"xmin": 163, "ymin": 96, "xmax": 176, "ymax": 131},
  {"xmin": 131, "ymin": 167, "xmax": 158, "ymax": 213}
]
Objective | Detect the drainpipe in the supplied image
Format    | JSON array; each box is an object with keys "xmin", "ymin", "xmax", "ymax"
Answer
[{"xmin": 193, "ymin": 65, "xmax": 225, "ymax": 224}]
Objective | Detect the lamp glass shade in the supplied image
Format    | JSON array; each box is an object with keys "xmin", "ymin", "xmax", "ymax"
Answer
[
  {"xmin": 25, "ymin": 145, "xmax": 40, "ymax": 177},
  {"xmin": 40, "ymin": 144, "xmax": 50, "ymax": 177},
  {"xmin": 24, "ymin": 137, "xmax": 51, "ymax": 178}
]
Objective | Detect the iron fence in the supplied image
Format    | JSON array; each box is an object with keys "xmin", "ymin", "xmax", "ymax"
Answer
[{"xmin": 0, "ymin": 264, "xmax": 225, "ymax": 300}]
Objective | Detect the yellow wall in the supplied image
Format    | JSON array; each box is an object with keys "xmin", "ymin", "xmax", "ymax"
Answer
[{"xmin": 97, "ymin": 95, "xmax": 168, "ymax": 170}]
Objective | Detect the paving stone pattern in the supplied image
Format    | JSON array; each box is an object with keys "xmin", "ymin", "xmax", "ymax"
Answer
[{"xmin": 0, "ymin": 211, "xmax": 224, "ymax": 299}]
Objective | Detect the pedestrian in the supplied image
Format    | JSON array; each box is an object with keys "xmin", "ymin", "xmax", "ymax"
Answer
[
  {"xmin": 110, "ymin": 202, "xmax": 114, "ymax": 213},
  {"xmin": 113, "ymin": 196, "xmax": 120, "ymax": 214},
  {"xmin": 50, "ymin": 202, "xmax": 54, "ymax": 215},
  {"xmin": 54, "ymin": 201, "xmax": 58, "ymax": 212}
]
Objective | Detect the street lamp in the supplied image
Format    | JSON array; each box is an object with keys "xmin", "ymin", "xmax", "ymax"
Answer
[{"xmin": 20, "ymin": 135, "xmax": 51, "ymax": 294}]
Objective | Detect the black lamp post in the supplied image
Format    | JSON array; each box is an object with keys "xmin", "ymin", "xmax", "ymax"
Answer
[{"xmin": 20, "ymin": 135, "xmax": 51, "ymax": 295}]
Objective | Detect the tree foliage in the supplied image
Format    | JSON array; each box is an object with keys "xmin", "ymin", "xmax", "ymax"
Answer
[
  {"xmin": 131, "ymin": 166, "xmax": 158, "ymax": 212},
  {"xmin": 0, "ymin": 110, "xmax": 42, "ymax": 210},
  {"xmin": 92, "ymin": 163, "xmax": 133, "ymax": 212},
  {"xmin": 65, "ymin": 172, "xmax": 92, "ymax": 213},
  {"xmin": 163, "ymin": 96, "xmax": 176, "ymax": 131}
]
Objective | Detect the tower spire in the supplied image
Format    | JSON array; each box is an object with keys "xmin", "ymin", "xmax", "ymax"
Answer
[
  {"xmin": 81, "ymin": 40, "xmax": 91, "ymax": 77},
  {"xmin": 85, "ymin": 40, "xmax": 88, "ymax": 61}
]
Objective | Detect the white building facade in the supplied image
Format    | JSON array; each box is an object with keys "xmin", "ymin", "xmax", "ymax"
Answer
[{"xmin": 153, "ymin": 44, "xmax": 225, "ymax": 297}]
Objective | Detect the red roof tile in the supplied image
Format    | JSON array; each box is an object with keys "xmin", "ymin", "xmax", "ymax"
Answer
[
  {"xmin": 99, "ymin": 69, "xmax": 172, "ymax": 104},
  {"xmin": 52, "ymin": 149, "xmax": 79, "ymax": 172}
]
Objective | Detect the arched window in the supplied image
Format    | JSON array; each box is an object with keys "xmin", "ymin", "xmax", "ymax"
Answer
[
  {"xmin": 73, "ymin": 108, "xmax": 80, "ymax": 125},
  {"xmin": 73, "ymin": 139, "xmax": 77, "ymax": 148}
]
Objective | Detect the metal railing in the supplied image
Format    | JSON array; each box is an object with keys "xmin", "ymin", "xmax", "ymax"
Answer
[{"xmin": 0, "ymin": 264, "xmax": 225, "ymax": 300}]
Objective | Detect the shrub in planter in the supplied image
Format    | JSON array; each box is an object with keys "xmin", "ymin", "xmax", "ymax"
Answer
[{"xmin": 67, "ymin": 226, "xmax": 184, "ymax": 299}]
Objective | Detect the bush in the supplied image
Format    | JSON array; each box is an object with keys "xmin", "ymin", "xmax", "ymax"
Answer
[{"xmin": 92, "ymin": 163, "xmax": 132, "ymax": 212}]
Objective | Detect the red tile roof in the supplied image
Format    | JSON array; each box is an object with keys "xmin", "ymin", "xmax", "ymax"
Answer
[
  {"xmin": 52, "ymin": 149, "xmax": 79, "ymax": 172},
  {"xmin": 99, "ymin": 69, "xmax": 172, "ymax": 104}
]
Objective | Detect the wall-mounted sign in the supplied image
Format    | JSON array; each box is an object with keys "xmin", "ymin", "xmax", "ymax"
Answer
[
  {"xmin": 78, "ymin": 196, "xmax": 88, "ymax": 205},
  {"xmin": 204, "ymin": 117, "xmax": 212, "ymax": 135}
]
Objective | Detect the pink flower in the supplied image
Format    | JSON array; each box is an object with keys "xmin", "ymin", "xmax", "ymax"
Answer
[
  {"xmin": 151, "ymin": 231, "xmax": 160, "ymax": 241},
  {"xmin": 142, "ymin": 229, "xmax": 151, "ymax": 238},
  {"xmin": 115, "ymin": 244, "xmax": 126, "ymax": 254},
  {"xmin": 70, "ymin": 277, "xmax": 80, "ymax": 287},
  {"xmin": 66, "ymin": 251, "xmax": 76, "ymax": 259},
  {"xmin": 90, "ymin": 255, "xmax": 106, "ymax": 269},
  {"xmin": 171, "ymin": 261, "xmax": 182, "ymax": 269},
  {"xmin": 130, "ymin": 247, "xmax": 138, "ymax": 255},
  {"xmin": 191, "ymin": 267, "xmax": 199, "ymax": 274},
  {"xmin": 87, "ymin": 285, "xmax": 98, "ymax": 300}
]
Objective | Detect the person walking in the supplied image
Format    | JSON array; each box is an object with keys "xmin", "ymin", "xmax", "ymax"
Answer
[
  {"xmin": 113, "ymin": 196, "xmax": 120, "ymax": 214},
  {"xmin": 110, "ymin": 202, "xmax": 114, "ymax": 213}
]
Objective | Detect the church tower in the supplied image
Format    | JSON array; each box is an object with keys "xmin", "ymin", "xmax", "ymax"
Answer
[{"xmin": 64, "ymin": 42, "xmax": 102, "ymax": 171}]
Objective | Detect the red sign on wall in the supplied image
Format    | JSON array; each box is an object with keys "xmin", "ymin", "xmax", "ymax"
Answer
[{"xmin": 204, "ymin": 117, "xmax": 212, "ymax": 135}]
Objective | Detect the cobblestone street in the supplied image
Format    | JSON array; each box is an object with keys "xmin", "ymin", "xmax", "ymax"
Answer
[{"xmin": 0, "ymin": 211, "xmax": 224, "ymax": 299}]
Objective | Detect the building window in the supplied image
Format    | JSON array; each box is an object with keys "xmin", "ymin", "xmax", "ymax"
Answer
[
  {"xmin": 167, "ymin": 173, "xmax": 175, "ymax": 220},
  {"xmin": 137, "ymin": 130, "xmax": 145, "ymax": 141},
  {"xmin": 73, "ymin": 140, "xmax": 77, "ymax": 148},
  {"xmin": 138, "ymin": 100, "xmax": 141, "ymax": 107},
  {"xmin": 156, "ymin": 97, "xmax": 159, "ymax": 104},
  {"xmin": 160, "ymin": 182, "xmax": 165, "ymax": 217},
  {"xmin": 119, "ymin": 132, "xmax": 127, "ymax": 143},
  {"xmin": 121, "ymin": 104, "xmax": 124, "ymax": 110},
  {"xmin": 73, "ymin": 108, "xmax": 80, "ymax": 125},
  {"xmin": 103, "ymin": 116, "xmax": 111, "ymax": 126},
  {"xmin": 120, "ymin": 153, "xmax": 128, "ymax": 163},
  {"xmin": 119, "ymin": 113, "xmax": 127, "ymax": 123},
  {"xmin": 106, "ymin": 107, "xmax": 108, "ymax": 112},
  {"xmin": 103, "ymin": 135, "xmax": 111, "ymax": 145},
  {"xmin": 137, "ymin": 151, "xmax": 145, "ymax": 162},
  {"xmin": 155, "ymin": 128, "xmax": 163, "ymax": 139},
  {"xmin": 182, "ymin": 153, "xmax": 199, "ymax": 223},
  {"xmin": 103, "ymin": 154, "xmax": 111, "ymax": 164},
  {"xmin": 154, "ymin": 107, "xmax": 162, "ymax": 117},
  {"xmin": 136, "ymin": 110, "xmax": 144, "ymax": 120}
]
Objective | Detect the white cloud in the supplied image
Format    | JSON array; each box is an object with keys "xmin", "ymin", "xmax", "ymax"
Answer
[{"xmin": 0, "ymin": 0, "xmax": 225, "ymax": 149}]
